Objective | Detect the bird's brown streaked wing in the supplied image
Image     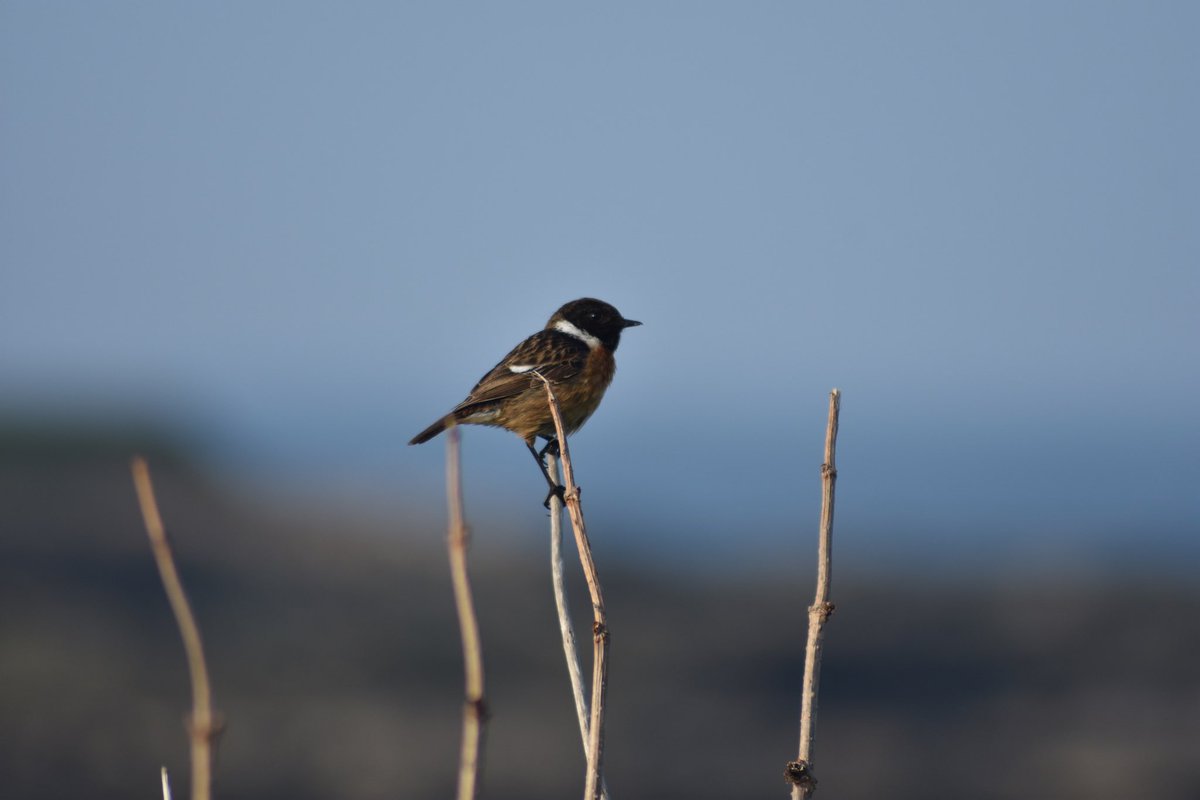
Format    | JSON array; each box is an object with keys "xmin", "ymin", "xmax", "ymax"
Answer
[{"xmin": 451, "ymin": 330, "xmax": 588, "ymax": 412}]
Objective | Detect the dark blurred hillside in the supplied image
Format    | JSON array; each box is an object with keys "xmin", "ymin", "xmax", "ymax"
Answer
[{"xmin": 2, "ymin": 428, "xmax": 1198, "ymax": 800}]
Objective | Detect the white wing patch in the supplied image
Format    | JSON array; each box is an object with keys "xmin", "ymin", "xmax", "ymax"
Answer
[
  {"xmin": 461, "ymin": 407, "xmax": 501, "ymax": 423},
  {"xmin": 554, "ymin": 319, "xmax": 600, "ymax": 349},
  {"xmin": 508, "ymin": 364, "xmax": 536, "ymax": 373}
]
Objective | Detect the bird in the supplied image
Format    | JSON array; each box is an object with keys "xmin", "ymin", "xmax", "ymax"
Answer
[{"xmin": 409, "ymin": 297, "xmax": 641, "ymax": 503}]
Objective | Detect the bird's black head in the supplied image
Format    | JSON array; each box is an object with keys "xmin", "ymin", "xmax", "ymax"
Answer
[{"xmin": 548, "ymin": 297, "xmax": 641, "ymax": 352}]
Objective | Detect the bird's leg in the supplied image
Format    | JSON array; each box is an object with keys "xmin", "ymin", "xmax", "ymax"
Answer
[
  {"xmin": 537, "ymin": 437, "xmax": 561, "ymax": 461},
  {"xmin": 527, "ymin": 440, "xmax": 566, "ymax": 508}
]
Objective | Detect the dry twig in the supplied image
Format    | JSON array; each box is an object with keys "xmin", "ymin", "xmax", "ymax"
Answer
[
  {"xmin": 786, "ymin": 389, "xmax": 841, "ymax": 799},
  {"xmin": 445, "ymin": 425, "xmax": 487, "ymax": 800},
  {"xmin": 534, "ymin": 373, "xmax": 609, "ymax": 800},
  {"xmin": 130, "ymin": 457, "xmax": 219, "ymax": 800},
  {"xmin": 546, "ymin": 451, "xmax": 611, "ymax": 800}
]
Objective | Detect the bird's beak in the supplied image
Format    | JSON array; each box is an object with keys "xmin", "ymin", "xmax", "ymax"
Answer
[{"xmin": 622, "ymin": 318, "xmax": 642, "ymax": 328}]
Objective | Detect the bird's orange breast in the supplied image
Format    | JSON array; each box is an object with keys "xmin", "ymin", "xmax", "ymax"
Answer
[{"xmin": 553, "ymin": 345, "xmax": 616, "ymax": 434}]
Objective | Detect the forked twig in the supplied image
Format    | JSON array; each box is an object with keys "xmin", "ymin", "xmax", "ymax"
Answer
[
  {"xmin": 446, "ymin": 425, "xmax": 487, "ymax": 800},
  {"xmin": 786, "ymin": 389, "xmax": 841, "ymax": 799},
  {"xmin": 130, "ymin": 457, "xmax": 219, "ymax": 800},
  {"xmin": 533, "ymin": 373, "xmax": 609, "ymax": 800},
  {"xmin": 546, "ymin": 452, "xmax": 611, "ymax": 800}
]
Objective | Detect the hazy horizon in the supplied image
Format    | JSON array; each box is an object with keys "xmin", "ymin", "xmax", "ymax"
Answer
[{"xmin": 4, "ymin": 3, "xmax": 1197, "ymax": 572}]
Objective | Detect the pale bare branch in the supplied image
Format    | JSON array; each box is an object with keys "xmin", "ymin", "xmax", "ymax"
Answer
[
  {"xmin": 445, "ymin": 425, "xmax": 487, "ymax": 800},
  {"xmin": 546, "ymin": 451, "xmax": 610, "ymax": 800},
  {"xmin": 533, "ymin": 373, "xmax": 609, "ymax": 800},
  {"xmin": 787, "ymin": 389, "xmax": 841, "ymax": 799},
  {"xmin": 131, "ymin": 457, "xmax": 219, "ymax": 800}
]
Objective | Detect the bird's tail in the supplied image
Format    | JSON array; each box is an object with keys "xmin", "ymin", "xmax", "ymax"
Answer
[{"xmin": 408, "ymin": 416, "xmax": 449, "ymax": 445}]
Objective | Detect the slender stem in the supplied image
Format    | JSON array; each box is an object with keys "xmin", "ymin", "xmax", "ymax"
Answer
[
  {"xmin": 547, "ymin": 452, "xmax": 610, "ymax": 800},
  {"xmin": 789, "ymin": 389, "xmax": 841, "ymax": 799},
  {"xmin": 131, "ymin": 457, "xmax": 218, "ymax": 800},
  {"xmin": 161, "ymin": 767, "xmax": 173, "ymax": 800},
  {"xmin": 534, "ymin": 374, "xmax": 609, "ymax": 800},
  {"xmin": 446, "ymin": 425, "xmax": 487, "ymax": 800}
]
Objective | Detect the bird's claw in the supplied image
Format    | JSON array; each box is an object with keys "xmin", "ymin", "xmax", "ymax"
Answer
[{"xmin": 543, "ymin": 484, "xmax": 567, "ymax": 509}]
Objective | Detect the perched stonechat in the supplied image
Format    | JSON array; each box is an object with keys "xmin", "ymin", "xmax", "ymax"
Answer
[{"xmin": 409, "ymin": 297, "xmax": 641, "ymax": 502}]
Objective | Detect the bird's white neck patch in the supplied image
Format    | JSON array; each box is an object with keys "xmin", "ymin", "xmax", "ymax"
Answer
[{"xmin": 554, "ymin": 319, "xmax": 601, "ymax": 349}]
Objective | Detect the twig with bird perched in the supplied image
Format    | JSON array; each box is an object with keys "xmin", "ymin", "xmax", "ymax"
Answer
[{"xmin": 410, "ymin": 297, "xmax": 638, "ymax": 799}]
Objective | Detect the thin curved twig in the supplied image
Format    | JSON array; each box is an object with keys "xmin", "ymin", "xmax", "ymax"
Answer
[
  {"xmin": 533, "ymin": 373, "xmax": 609, "ymax": 800},
  {"xmin": 131, "ymin": 457, "xmax": 219, "ymax": 800},
  {"xmin": 547, "ymin": 451, "xmax": 610, "ymax": 800},
  {"xmin": 446, "ymin": 425, "xmax": 487, "ymax": 800}
]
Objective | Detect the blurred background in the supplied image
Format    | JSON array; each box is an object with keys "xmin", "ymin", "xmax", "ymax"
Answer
[{"xmin": 2, "ymin": 3, "xmax": 1198, "ymax": 799}]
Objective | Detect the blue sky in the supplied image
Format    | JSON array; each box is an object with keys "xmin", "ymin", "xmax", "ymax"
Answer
[{"xmin": 3, "ymin": 3, "xmax": 1197, "ymax": 571}]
